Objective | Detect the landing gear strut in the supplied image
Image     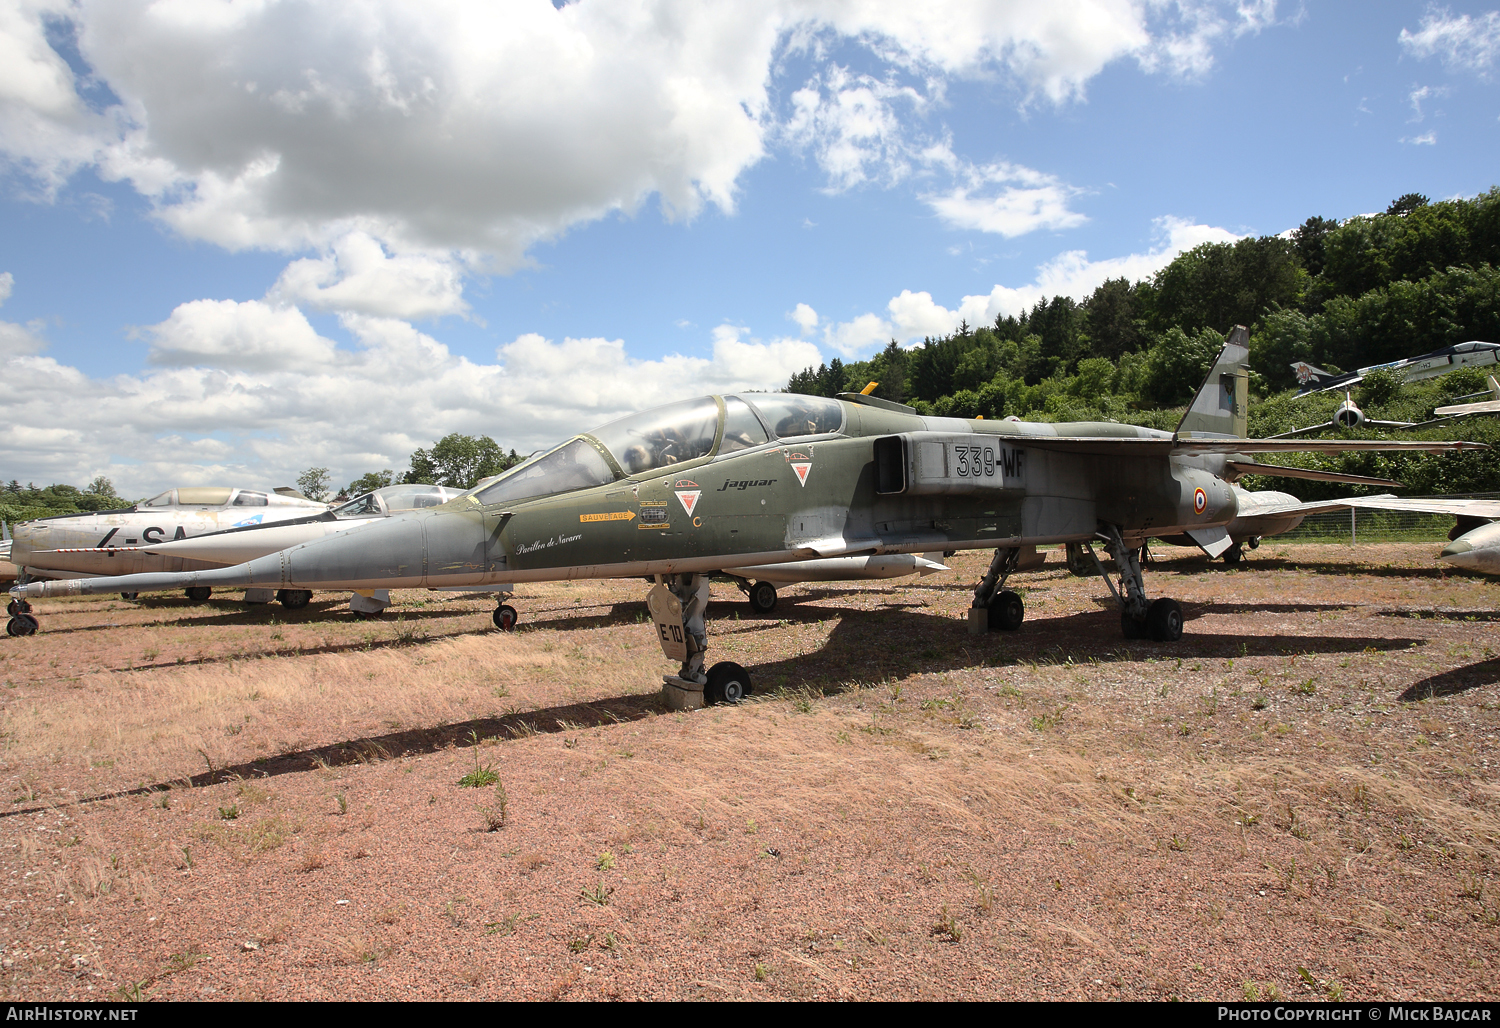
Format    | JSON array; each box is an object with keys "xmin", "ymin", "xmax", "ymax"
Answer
[
  {"xmin": 649, "ymin": 573, "xmax": 752, "ymax": 708},
  {"xmin": 967, "ymin": 546, "xmax": 1026, "ymax": 635},
  {"xmin": 1086, "ymin": 524, "xmax": 1183, "ymax": 643}
]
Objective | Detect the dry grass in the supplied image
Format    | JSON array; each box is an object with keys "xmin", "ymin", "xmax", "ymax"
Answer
[{"xmin": 0, "ymin": 543, "xmax": 1496, "ymax": 1000}]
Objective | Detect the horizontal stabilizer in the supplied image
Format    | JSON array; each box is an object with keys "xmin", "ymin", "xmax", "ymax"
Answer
[{"xmin": 1224, "ymin": 461, "xmax": 1403, "ymax": 487}]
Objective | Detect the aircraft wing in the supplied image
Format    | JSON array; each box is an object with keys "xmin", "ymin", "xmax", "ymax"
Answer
[
  {"xmin": 1015, "ymin": 437, "xmax": 1486, "ymax": 457},
  {"xmin": 1173, "ymin": 438, "xmax": 1488, "ymax": 454},
  {"xmin": 1236, "ymin": 494, "xmax": 1401, "ymax": 519},
  {"xmin": 1328, "ymin": 496, "xmax": 1500, "ymax": 519},
  {"xmin": 1436, "ymin": 399, "xmax": 1500, "ymax": 416}
]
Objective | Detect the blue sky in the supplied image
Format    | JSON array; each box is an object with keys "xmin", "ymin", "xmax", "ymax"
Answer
[{"xmin": 0, "ymin": 0, "xmax": 1496, "ymax": 496}]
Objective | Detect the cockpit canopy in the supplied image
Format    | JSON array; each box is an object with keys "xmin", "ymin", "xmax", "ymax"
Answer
[
  {"xmin": 472, "ymin": 393, "xmax": 844, "ymax": 508},
  {"xmin": 331, "ymin": 484, "xmax": 458, "ymax": 519},
  {"xmin": 138, "ymin": 487, "xmax": 321, "ymax": 509}
]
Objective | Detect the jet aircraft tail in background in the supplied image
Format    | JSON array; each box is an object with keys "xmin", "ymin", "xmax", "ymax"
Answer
[{"xmin": 1177, "ymin": 326, "xmax": 1249, "ymax": 439}]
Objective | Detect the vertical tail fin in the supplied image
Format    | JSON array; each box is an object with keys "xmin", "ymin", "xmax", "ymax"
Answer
[{"xmin": 1176, "ymin": 325, "xmax": 1250, "ymax": 438}]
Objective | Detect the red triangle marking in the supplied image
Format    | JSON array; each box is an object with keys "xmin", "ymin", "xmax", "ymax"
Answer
[
  {"xmin": 676, "ymin": 490, "xmax": 701, "ymax": 516},
  {"xmin": 791, "ymin": 463, "xmax": 811, "ymax": 486}
]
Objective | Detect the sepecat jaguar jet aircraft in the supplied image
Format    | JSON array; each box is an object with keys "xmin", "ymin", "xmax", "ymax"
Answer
[{"xmin": 10, "ymin": 329, "xmax": 1486, "ymax": 706}]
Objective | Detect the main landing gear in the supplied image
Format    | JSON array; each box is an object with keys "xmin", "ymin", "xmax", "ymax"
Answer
[
  {"xmin": 967, "ymin": 547, "xmax": 1027, "ymax": 635},
  {"xmin": 730, "ymin": 577, "xmax": 778, "ymax": 615},
  {"xmin": 6, "ymin": 598, "xmax": 38, "ymax": 638},
  {"xmin": 1082, "ymin": 524, "xmax": 1183, "ymax": 643},
  {"xmin": 648, "ymin": 573, "xmax": 752, "ymax": 708}
]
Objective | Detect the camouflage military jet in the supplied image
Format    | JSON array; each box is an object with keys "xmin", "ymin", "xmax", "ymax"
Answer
[{"xmin": 10, "ymin": 330, "xmax": 1486, "ymax": 705}]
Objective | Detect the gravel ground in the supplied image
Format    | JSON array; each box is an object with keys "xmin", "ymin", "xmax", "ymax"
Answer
[{"xmin": 0, "ymin": 541, "xmax": 1495, "ymax": 1001}]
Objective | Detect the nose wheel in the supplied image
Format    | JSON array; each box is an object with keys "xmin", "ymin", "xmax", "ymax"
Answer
[
  {"xmin": 5, "ymin": 598, "xmax": 37, "ymax": 637},
  {"xmin": 493, "ymin": 604, "xmax": 518, "ymax": 631}
]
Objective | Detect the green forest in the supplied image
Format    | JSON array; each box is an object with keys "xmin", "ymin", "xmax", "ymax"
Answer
[{"xmin": 785, "ymin": 189, "xmax": 1500, "ymax": 499}]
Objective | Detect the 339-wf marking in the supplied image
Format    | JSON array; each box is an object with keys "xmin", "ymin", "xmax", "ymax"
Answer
[{"xmin": 950, "ymin": 444, "xmax": 1024, "ymax": 480}]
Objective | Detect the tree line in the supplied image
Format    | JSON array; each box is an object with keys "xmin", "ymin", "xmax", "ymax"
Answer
[
  {"xmin": 785, "ymin": 189, "xmax": 1500, "ymax": 497},
  {"xmin": 788, "ymin": 189, "xmax": 1500, "ymax": 417}
]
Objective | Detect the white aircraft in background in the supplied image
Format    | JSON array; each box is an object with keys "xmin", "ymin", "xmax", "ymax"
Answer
[
  {"xmin": 1292, "ymin": 340, "xmax": 1500, "ymax": 394},
  {"xmin": 1435, "ymin": 376, "xmax": 1500, "ymax": 417},
  {"xmin": 6, "ymin": 486, "xmax": 325, "ymax": 585}
]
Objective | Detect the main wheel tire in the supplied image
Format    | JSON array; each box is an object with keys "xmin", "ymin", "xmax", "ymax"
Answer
[
  {"xmin": 120, "ymin": 592, "xmax": 139, "ymax": 601},
  {"xmin": 748, "ymin": 581, "xmax": 777, "ymax": 615},
  {"xmin": 1221, "ymin": 543, "xmax": 1243, "ymax": 565},
  {"xmin": 1064, "ymin": 542, "xmax": 1094, "ymax": 577},
  {"xmin": 987, "ymin": 590, "xmax": 1024, "ymax": 631},
  {"xmin": 185, "ymin": 586, "xmax": 212, "ymax": 603},
  {"xmin": 353, "ymin": 609, "xmax": 381, "ymax": 621},
  {"xmin": 705, "ymin": 661, "xmax": 752, "ymax": 704},
  {"xmin": 493, "ymin": 604, "xmax": 518, "ymax": 631},
  {"xmin": 1146, "ymin": 598, "xmax": 1184, "ymax": 642},
  {"xmin": 1121, "ymin": 611, "xmax": 1147, "ymax": 640},
  {"xmin": 7, "ymin": 615, "xmax": 38, "ymax": 637},
  {"xmin": 276, "ymin": 589, "xmax": 312, "ymax": 610}
]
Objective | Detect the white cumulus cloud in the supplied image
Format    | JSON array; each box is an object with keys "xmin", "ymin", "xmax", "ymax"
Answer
[
  {"xmin": 1400, "ymin": 6, "xmax": 1500, "ymax": 74},
  {"xmin": 922, "ymin": 161, "xmax": 1088, "ymax": 237},
  {"xmin": 819, "ymin": 215, "xmax": 1242, "ymax": 351},
  {"xmin": 2, "ymin": 0, "xmax": 1266, "ymax": 269},
  {"xmin": 145, "ymin": 299, "xmax": 338, "ymax": 371},
  {"xmin": 0, "ymin": 271, "xmax": 49, "ymax": 357},
  {"xmin": 270, "ymin": 233, "xmax": 470, "ymax": 321},
  {"xmin": 0, "ymin": 303, "xmax": 823, "ymax": 497}
]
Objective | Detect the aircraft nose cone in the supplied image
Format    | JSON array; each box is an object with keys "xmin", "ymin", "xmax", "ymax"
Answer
[
  {"xmin": 1440, "ymin": 538, "xmax": 1476, "ymax": 567},
  {"xmin": 272, "ymin": 514, "xmax": 428, "ymax": 588}
]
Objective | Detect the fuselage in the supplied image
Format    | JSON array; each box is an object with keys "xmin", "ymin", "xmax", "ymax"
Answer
[
  {"xmin": 16, "ymin": 394, "xmax": 1240, "ymax": 601},
  {"xmin": 10, "ymin": 487, "xmax": 327, "ymax": 579}
]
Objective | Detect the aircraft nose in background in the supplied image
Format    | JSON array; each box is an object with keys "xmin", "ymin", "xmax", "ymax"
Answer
[
  {"xmin": 1440, "ymin": 537, "xmax": 1476, "ymax": 567},
  {"xmin": 273, "ymin": 513, "xmax": 428, "ymax": 589}
]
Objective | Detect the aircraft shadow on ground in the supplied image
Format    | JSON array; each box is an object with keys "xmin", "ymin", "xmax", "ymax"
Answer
[
  {"xmin": 1180, "ymin": 602, "xmax": 1357, "ymax": 616},
  {"xmin": 22, "ymin": 599, "xmax": 494, "ymax": 637},
  {"xmin": 1, "ymin": 690, "xmax": 670, "ymax": 816},
  {"xmin": 734, "ymin": 605, "xmax": 1425, "ymax": 694},
  {"xmin": 1210, "ymin": 558, "xmax": 1457, "ymax": 580},
  {"xmin": 1379, "ymin": 608, "xmax": 1500, "ymax": 623},
  {"xmin": 10, "ymin": 601, "xmax": 1432, "ymax": 816},
  {"xmin": 1399, "ymin": 657, "xmax": 1500, "ymax": 701}
]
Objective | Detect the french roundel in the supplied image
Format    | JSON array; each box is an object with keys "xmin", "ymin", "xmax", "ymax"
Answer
[{"xmin": 1193, "ymin": 487, "xmax": 1207, "ymax": 514}]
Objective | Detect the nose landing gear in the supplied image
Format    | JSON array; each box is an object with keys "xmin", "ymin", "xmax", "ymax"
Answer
[{"xmin": 6, "ymin": 598, "xmax": 38, "ymax": 637}]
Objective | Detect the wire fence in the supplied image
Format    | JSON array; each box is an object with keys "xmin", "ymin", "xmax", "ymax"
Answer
[
  {"xmin": 1274, "ymin": 494, "xmax": 1500, "ymax": 543},
  {"xmin": 1276, "ymin": 509, "xmax": 1453, "ymax": 543}
]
